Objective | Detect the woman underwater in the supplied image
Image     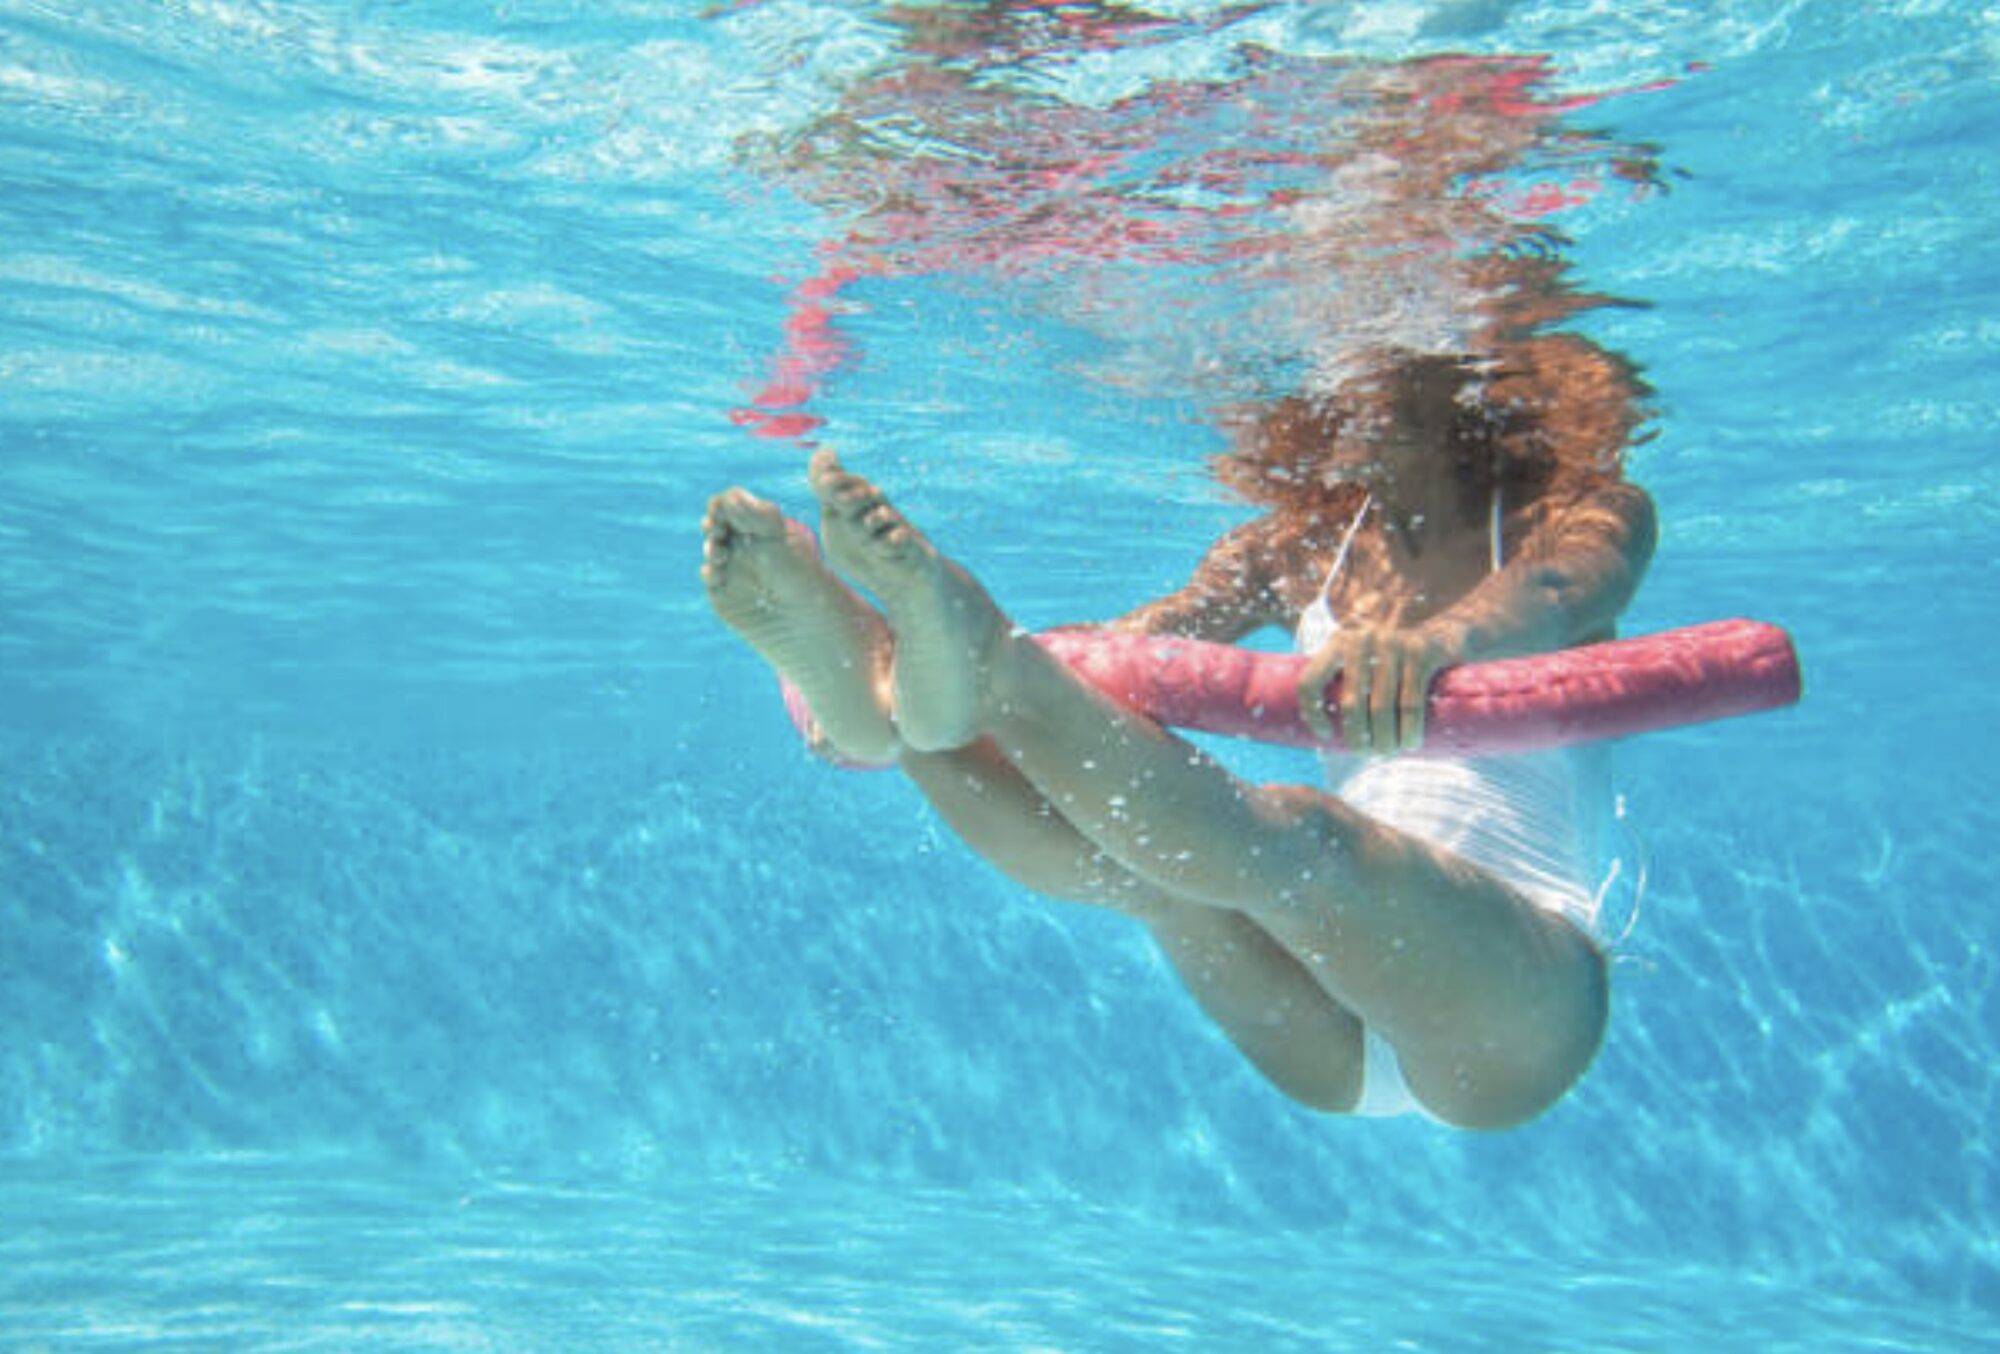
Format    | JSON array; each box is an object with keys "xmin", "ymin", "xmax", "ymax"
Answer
[{"xmin": 701, "ymin": 337, "xmax": 1657, "ymax": 1131}]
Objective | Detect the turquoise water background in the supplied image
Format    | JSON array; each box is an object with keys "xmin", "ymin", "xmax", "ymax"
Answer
[{"xmin": 2, "ymin": 1, "xmax": 1996, "ymax": 1346}]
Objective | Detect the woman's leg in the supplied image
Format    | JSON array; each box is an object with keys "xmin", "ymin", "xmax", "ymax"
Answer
[
  {"xmin": 701, "ymin": 488, "xmax": 900, "ymax": 765},
  {"xmin": 702, "ymin": 487, "xmax": 1366, "ymax": 1111},
  {"xmin": 810, "ymin": 453, "xmax": 1607, "ymax": 1130},
  {"xmin": 904, "ymin": 738, "xmax": 1366, "ymax": 1113}
]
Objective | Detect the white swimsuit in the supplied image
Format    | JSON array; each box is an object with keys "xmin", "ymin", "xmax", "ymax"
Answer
[{"xmin": 1297, "ymin": 492, "xmax": 1616, "ymax": 1120}]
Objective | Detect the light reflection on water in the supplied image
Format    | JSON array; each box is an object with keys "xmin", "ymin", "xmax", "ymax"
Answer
[{"xmin": 0, "ymin": 1156, "xmax": 1983, "ymax": 1350}]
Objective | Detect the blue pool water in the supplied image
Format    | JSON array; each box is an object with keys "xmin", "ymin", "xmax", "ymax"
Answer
[{"xmin": 2, "ymin": 0, "xmax": 1997, "ymax": 1347}]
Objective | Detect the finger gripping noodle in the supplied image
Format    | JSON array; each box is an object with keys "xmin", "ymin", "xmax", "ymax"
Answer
[{"xmin": 782, "ymin": 619, "xmax": 1801, "ymax": 765}]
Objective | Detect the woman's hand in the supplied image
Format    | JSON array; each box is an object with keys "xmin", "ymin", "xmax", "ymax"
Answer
[{"xmin": 1296, "ymin": 621, "xmax": 1471, "ymax": 755}]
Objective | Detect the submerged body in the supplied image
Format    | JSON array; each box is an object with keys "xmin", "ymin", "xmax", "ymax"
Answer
[{"xmin": 701, "ymin": 357, "xmax": 1655, "ymax": 1129}]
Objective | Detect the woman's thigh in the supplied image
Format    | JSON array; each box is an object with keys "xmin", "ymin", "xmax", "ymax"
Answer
[{"xmin": 1239, "ymin": 786, "xmax": 1609, "ymax": 1129}]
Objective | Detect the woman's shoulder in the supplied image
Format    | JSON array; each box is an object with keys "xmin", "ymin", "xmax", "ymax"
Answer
[
  {"xmin": 1587, "ymin": 478, "xmax": 1655, "ymax": 515},
  {"xmin": 1197, "ymin": 510, "xmax": 1311, "ymax": 573},
  {"xmin": 1234, "ymin": 508, "xmax": 1348, "ymax": 580},
  {"xmin": 1524, "ymin": 478, "xmax": 1654, "ymax": 535},
  {"xmin": 1516, "ymin": 478, "xmax": 1657, "ymax": 571}
]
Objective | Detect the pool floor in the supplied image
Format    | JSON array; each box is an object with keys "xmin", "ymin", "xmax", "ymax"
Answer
[{"xmin": 0, "ymin": 1157, "xmax": 1980, "ymax": 1351}]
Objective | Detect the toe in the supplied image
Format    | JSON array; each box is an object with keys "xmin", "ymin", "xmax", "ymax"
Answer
[
  {"xmin": 807, "ymin": 448, "xmax": 844, "ymax": 491},
  {"xmin": 824, "ymin": 476, "xmax": 873, "ymax": 510},
  {"xmin": 717, "ymin": 487, "xmax": 784, "ymax": 535},
  {"xmin": 810, "ymin": 459, "xmax": 874, "ymax": 514},
  {"xmin": 807, "ymin": 457, "xmax": 882, "ymax": 518},
  {"xmin": 701, "ymin": 540, "xmax": 730, "ymax": 585}
]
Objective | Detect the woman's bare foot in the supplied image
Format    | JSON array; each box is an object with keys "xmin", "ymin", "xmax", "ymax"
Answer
[
  {"xmin": 807, "ymin": 450, "xmax": 1005, "ymax": 752},
  {"xmin": 701, "ymin": 487, "xmax": 900, "ymax": 764}
]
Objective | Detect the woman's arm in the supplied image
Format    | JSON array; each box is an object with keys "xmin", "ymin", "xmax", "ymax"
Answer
[
  {"xmin": 1297, "ymin": 482, "xmax": 1657, "ymax": 754},
  {"xmin": 1101, "ymin": 517, "xmax": 1282, "ymax": 642},
  {"xmin": 1430, "ymin": 481, "xmax": 1658, "ymax": 661}
]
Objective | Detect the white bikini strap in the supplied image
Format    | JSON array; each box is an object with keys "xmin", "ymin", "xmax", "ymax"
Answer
[
  {"xmin": 1490, "ymin": 479, "xmax": 1504, "ymax": 572},
  {"xmin": 1316, "ymin": 483, "xmax": 1499, "ymax": 611},
  {"xmin": 1314, "ymin": 493, "xmax": 1372, "ymax": 607}
]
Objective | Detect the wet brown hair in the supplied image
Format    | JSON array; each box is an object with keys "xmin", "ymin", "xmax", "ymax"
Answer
[{"xmin": 1211, "ymin": 335, "xmax": 1651, "ymax": 521}]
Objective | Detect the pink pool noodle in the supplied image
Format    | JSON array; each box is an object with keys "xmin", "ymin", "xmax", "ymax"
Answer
[{"xmin": 781, "ymin": 619, "xmax": 1800, "ymax": 766}]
